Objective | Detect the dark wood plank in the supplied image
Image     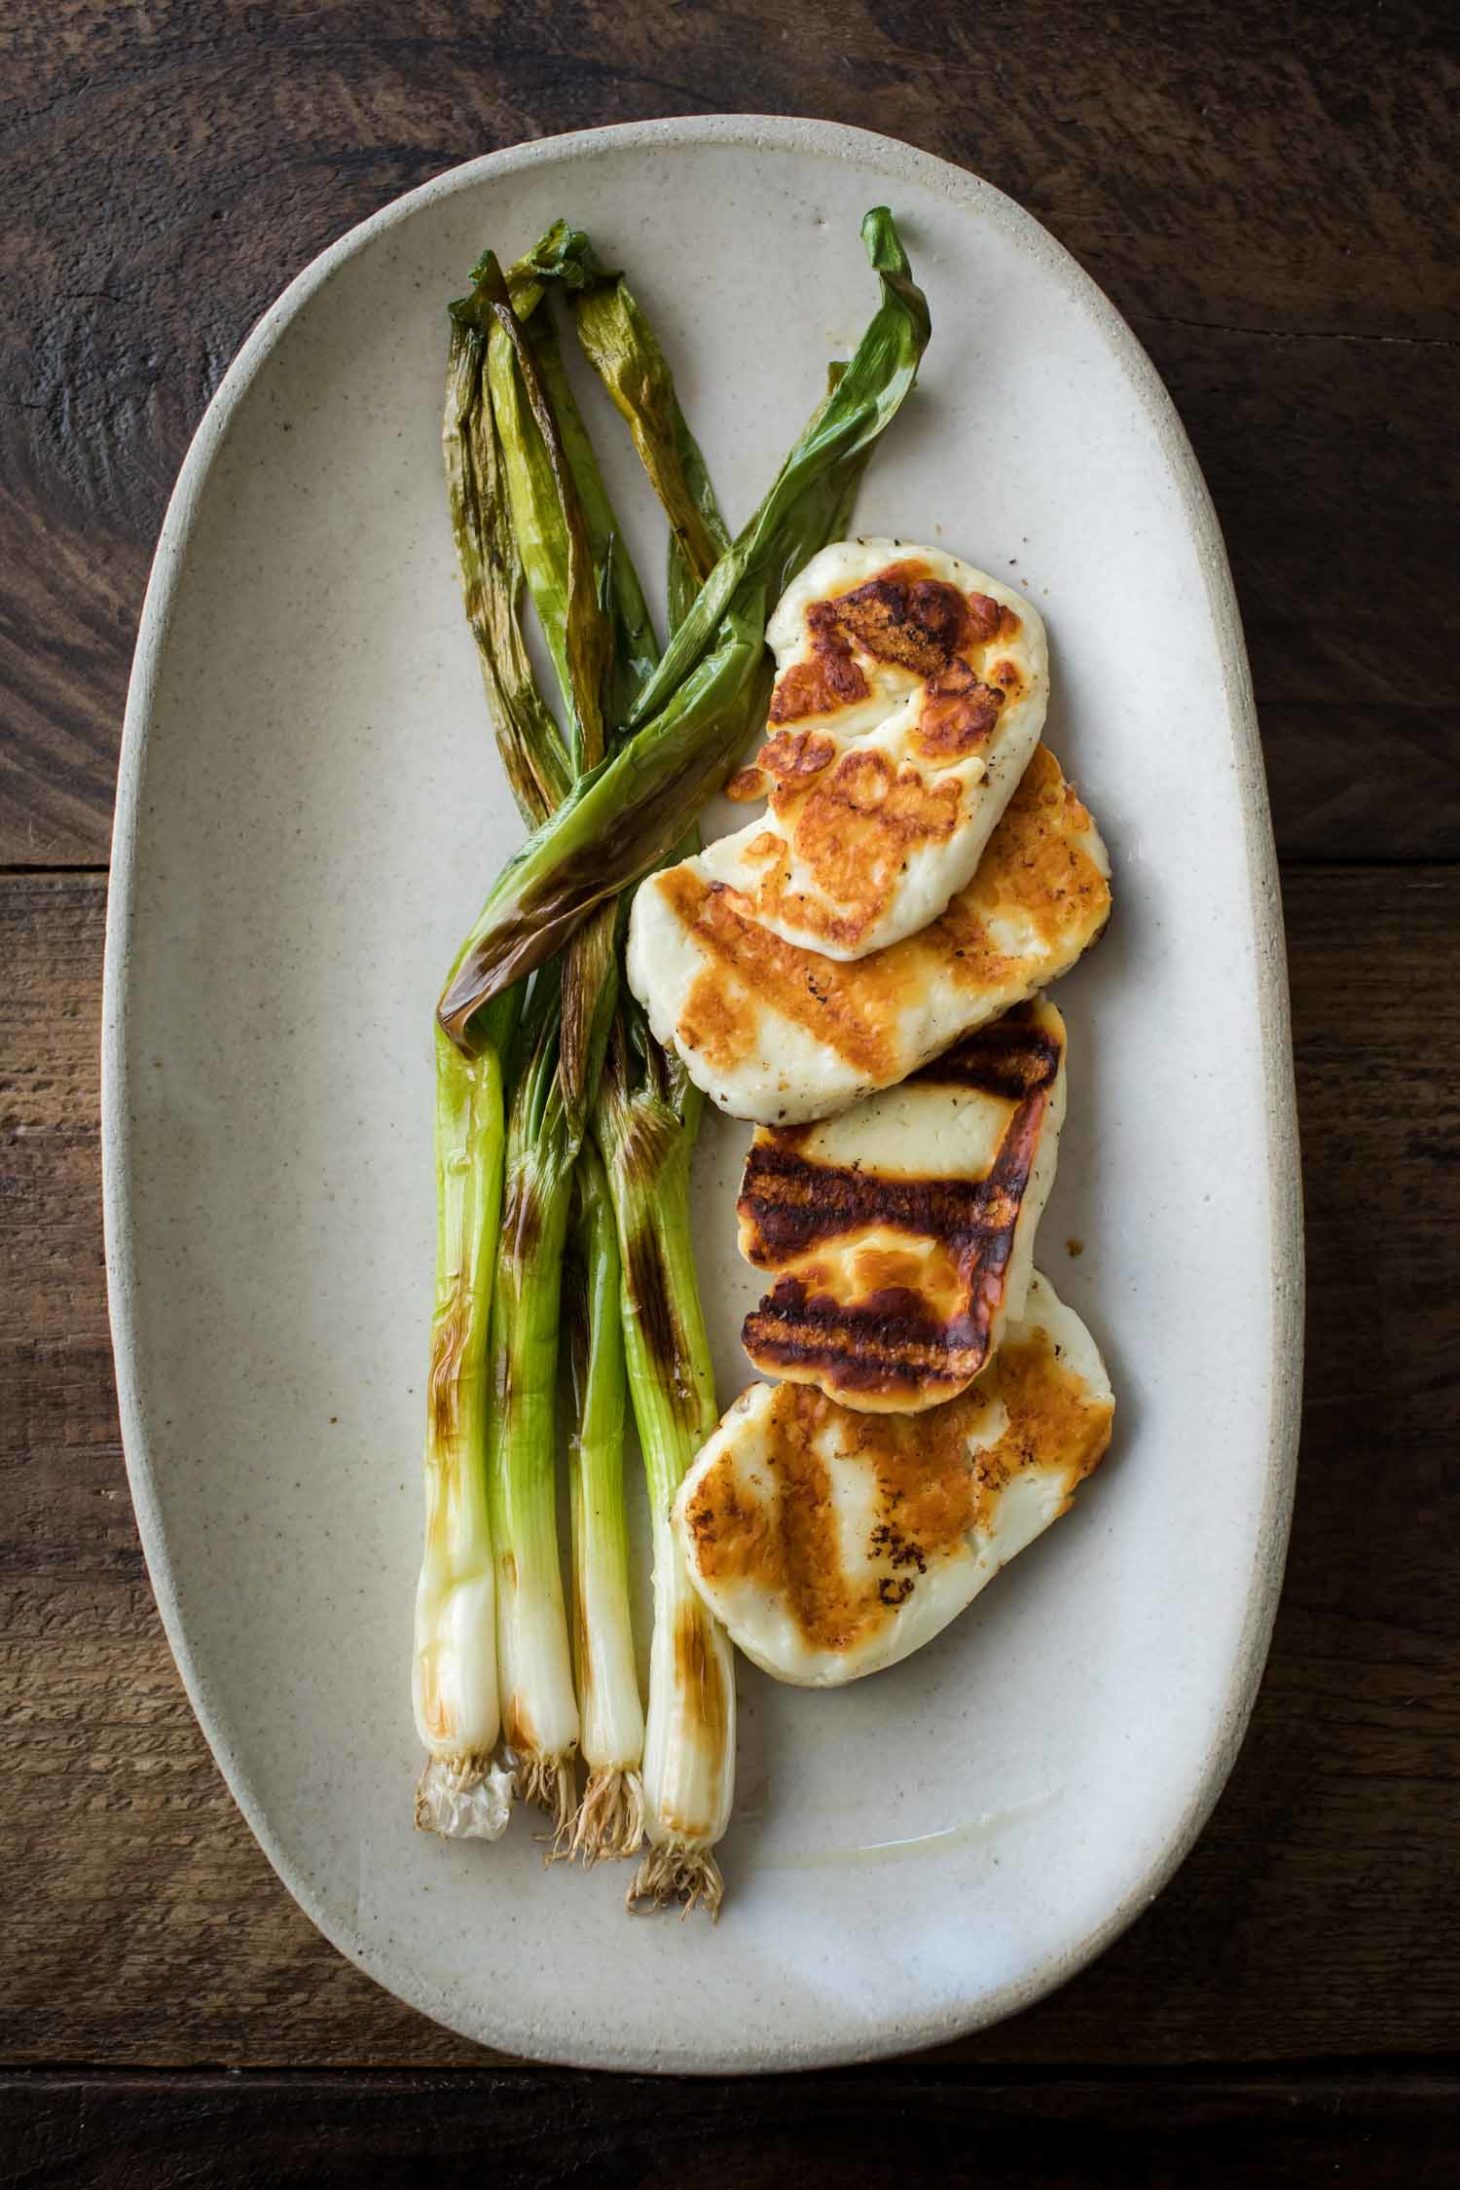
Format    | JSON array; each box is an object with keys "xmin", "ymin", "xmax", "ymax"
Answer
[
  {"xmin": 2, "ymin": 2067, "xmax": 1458, "ymax": 2189},
  {"xmin": 4, "ymin": 0, "xmax": 1457, "ymax": 864},
  {"xmin": 1135, "ymin": 322, "xmax": 1460, "ymax": 863},
  {"xmin": 2, "ymin": 865, "xmax": 1457, "ymax": 2068}
]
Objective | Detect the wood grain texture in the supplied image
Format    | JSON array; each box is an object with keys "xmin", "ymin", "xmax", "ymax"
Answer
[
  {"xmin": 2, "ymin": 2068, "xmax": 1459, "ymax": 2189},
  {"xmin": 2, "ymin": 866, "xmax": 1457, "ymax": 2070},
  {"xmin": 4, "ymin": 0, "xmax": 1457, "ymax": 864}
]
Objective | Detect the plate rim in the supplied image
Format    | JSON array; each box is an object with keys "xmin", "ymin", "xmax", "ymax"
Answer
[{"xmin": 101, "ymin": 111, "xmax": 1304, "ymax": 2073}]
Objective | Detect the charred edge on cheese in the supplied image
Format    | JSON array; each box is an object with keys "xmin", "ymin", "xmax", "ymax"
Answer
[
  {"xmin": 916, "ymin": 1010, "xmax": 1065, "ymax": 1101},
  {"xmin": 769, "ymin": 559, "xmax": 1021, "ymax": 726}
]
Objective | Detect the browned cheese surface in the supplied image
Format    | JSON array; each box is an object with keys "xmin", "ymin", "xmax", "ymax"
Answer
[
  {"xmin": 725, "ymin": 562, "xmax": 1029, "ymax": 951},
  {"xmin": 670, "ymin": 744, "xmax": 1108, "ymax": 1087},
  {"xmin": 682, "ymin": 1320, "xmax": 1112, "ymax": 1659}
]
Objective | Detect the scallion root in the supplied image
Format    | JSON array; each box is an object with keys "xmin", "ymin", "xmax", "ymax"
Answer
[
  {"xmin": 515, "ymin": 1751, "xmax": 578, "ymax": 1853},
  {"xmin": 626, "ymin": 1839, "xmax": 724, "ymax": 1919},
  {"xmin": 569, "ymin": 1766, "xmax": 646, "ymax": 1866}
]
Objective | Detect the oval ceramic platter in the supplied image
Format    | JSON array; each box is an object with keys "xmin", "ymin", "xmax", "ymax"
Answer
[{"xmin": 104, "ymin": 116, "xmax": 1301, "ymax": 2071}]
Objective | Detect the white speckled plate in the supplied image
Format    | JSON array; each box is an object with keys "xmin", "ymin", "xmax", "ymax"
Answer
[{"xmin": 104, "ymin": 116, "xmax": 1301, "ymax": 2072}]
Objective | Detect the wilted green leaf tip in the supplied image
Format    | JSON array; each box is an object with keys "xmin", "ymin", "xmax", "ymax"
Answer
[{"xmin": 524, "ymin": 222, "xmax": 621, "ymax": 291}]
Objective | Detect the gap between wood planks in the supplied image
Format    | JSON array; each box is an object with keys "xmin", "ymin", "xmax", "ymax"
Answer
[{"xmin": 1133, "ymin": 315, "xmax": 1459, "ymax": 351}]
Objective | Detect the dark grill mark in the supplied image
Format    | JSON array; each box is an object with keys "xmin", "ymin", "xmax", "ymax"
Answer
[
  {"xmin": 610, "ymin": 1103, "xmax": 677, "ymax": 1194},
  {"xmin": 740, "ymin": 1147, "xmax": 1033, "ymax": 1265},
  {"xmin": 565, "ymin": 1255, "xmax": 590, "ymax": 1417},
  {"xmin": 498, "ymin": 1172, "xmax": 542, "ymax": 1268},
  {"xmin": 626, "ymin": 1221, "xmax": 676, "ymax": 1369},
  {"xmin": 623, "ymin": 1218, "xmax": 703, "ymax": 1431},
  {"xmin": 740, "ymin": 1004, "xmax": 1061, "ymax": 1262},
  {"xmin": 741, "ymin": 1264, "xmax": 1013, "ymax": 1400}
]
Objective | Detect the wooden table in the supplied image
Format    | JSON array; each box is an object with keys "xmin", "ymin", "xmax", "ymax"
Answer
[{"xmin": 4, "ymin": 3, "xmax": 1457, "ymax": 2181}]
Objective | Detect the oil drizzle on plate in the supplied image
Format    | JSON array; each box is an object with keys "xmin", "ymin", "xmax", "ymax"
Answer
[{"xmin": 754, "ymin": 1789, "xmax": 1056, "ymax": 1871}]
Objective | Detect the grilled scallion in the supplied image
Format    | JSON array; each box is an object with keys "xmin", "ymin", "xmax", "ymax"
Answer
[
  {"xmin": 410, "ymin": 271, "xmax": 561, "ymax": 1836},
  {"xmin": 416, "ymin": 209, "xmax": 930, "ymax": 1909},
  {"xmin": 596, "ymin": 1013, "xmax": 735, "ymax": 1912},
  {"xmin": 486, "ymin": 978, "xmax": 581, "ymax": 1837},
  {"xmin": 411, "ymin": 1019, "xmax": 516, "ymax": 1838},
  {"xmin": 472, "ymin": 249, "xmax": 626, "ymax": 1832},
  {"xmin": 566, "ymin": 1142, "xmax": 646, "ymax": 1861},
  {"xmin": 437, "ymin": 208, "xmax": 931, "ymax": 1042}
]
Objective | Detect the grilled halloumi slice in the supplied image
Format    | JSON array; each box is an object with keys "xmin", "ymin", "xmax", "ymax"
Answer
[
  {"xmin": 627, "ymin": 743, "xmax": 1109, "ymax": 1124},
  {"xmin": 738, "ymin": 999, "xmax": 1066, "ymax": 1413},
  {"xmin": 676, "ymin": 540, "xmax": 1049, "ymax": 962},
  {"xmin": 674, "ymin": 1272, "xmax": 1113, "ymax": 1686}
]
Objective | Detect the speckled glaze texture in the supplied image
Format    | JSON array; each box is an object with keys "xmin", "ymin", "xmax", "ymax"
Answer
[{"xmin": 103, "ymin": 116, "xmax": 1302, "ymax": 2073}]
